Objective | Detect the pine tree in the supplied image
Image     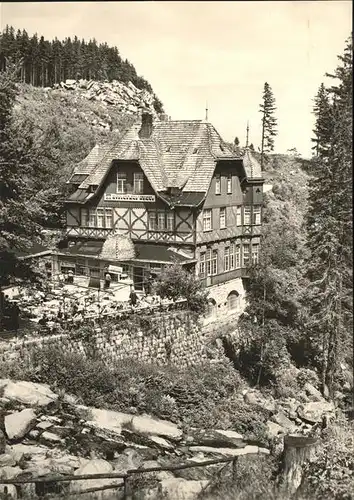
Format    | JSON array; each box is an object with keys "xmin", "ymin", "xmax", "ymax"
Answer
[
  {"xmin": 259, "ymin": 82, "xmax": 277, "ymax": 168},
  {"xmin": 305, "ymin": 35, "xmax": 353, "ymax": 398},
  {"xmin": 311, "ymin": 83, "xmax": 334, "ymax": 158}
]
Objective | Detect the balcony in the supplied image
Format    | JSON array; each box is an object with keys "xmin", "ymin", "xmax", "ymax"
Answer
[
  {"xmin": 200, "ymin": 267, "xmax": 250, "ymax": 287},
  {"xmin": 65, "ymin": 226, "xmax": 113, "ymax": 239}
]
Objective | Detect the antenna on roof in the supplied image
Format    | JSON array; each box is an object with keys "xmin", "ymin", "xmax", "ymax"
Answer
[
  {"xmin": 205, "ymin": 101, "xmax": 208, "ymax": 121},
  {"xmin": 246, "ymin": 121, "xmax": 250, "ymax": 148}
]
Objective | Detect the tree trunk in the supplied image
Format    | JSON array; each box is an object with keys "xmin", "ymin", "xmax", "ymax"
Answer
[{"xmin": 279, "ymin": 435, "xmax": 319, "ymax": 496}]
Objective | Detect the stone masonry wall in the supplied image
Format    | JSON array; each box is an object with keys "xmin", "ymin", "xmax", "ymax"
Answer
[
  {"xmin": 0, "ymin": 310, "xmax": 209, "ymax": 368},
  {"xmin": 204, "ymin": 277, "xmax": 246, "ymax": 326}
]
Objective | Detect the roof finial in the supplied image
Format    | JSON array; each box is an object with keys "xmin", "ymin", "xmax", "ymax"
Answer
[
  {"xmin": 246, "ymin": 120, "xmax": 250, "ymax": 148},
  {"xmin": 205, "ymin": 101, "xmax": 208, "ymax": 121}
]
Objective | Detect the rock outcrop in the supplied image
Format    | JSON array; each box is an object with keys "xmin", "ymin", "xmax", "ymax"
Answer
[
  {"xmin": 50, "ymin": 79, "xmax": 160, "ymax": 121},
  {"xmin": 0, "ymin": 378, "xmax": 336, "ymax": 499}
]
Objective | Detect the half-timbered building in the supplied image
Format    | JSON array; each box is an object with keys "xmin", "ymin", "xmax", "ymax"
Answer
[{"xmin": 55, "ymin": 113, "xmax": 264, "ymax": 318}]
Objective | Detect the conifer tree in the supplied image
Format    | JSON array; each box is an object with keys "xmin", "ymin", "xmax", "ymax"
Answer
[
  {"xmin": 259, "ymin": 82, "xmax": 277, "ymax": 168},
  {"xmin": 0, "ymin": 62, "xmax": 54, "ymax": 291},
  {"xmin": 305, "ymin": 35, "xmax": 353, "ymax": 397},
  {"xmin": 311, "ymin": 83, "xmax": 333, "ymax": 158}
]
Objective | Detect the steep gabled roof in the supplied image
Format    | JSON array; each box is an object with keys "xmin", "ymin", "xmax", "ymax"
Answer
[
  {"xmin": 243, "ymin": 148, "xmax": 262, "ymax": 179},
  {"xmin": 67, "ymin": 118, "xmax": 262, "ymax": 205}
]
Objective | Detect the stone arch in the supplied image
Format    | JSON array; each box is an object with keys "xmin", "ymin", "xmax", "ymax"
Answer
[
  {"xmin": 205, "ymin": 297, "xmax": 217, "ymax": 318},
  {"xmin": 227, "ymin": 290, "xmax": 240, "ymax": 311}
]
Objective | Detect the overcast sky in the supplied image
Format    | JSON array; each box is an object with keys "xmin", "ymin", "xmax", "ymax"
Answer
[{"xmin": 1, "ymin": 1, "xmax": 352, "ymax": 157}]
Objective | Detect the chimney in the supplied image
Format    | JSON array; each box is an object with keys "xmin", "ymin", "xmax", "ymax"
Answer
[
  {"xmin": 159, "ymin": 113, "xmax": 169, "ymax": 122},
  {"xmin": 139, "ymin": 113, "xmax": 153, "ymax": 139}
]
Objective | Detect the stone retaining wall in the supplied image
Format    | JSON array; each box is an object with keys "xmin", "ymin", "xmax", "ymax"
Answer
[{"xmin": 0, "ymin": 310, "xmax": 210, "ymax": 368}]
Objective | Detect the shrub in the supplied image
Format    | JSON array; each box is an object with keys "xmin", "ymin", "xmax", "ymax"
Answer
[
  {"xmin": 300, "ymin": 415, "xmax": 354, "ymax": 500},
  {"xmin": 154, "ymin": 263, "xmax": 209, "ymax": 315},
  {"xmin": 203, "ymin": 454, "xmax": 281, "ymax": 500},
  {"xmin": 0, "ymin": 347, "xmax": 265, "ymax": 439}
]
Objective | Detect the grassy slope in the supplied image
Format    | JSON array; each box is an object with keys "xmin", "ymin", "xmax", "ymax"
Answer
[{"xmin": 14, "ymin": 84, "xmax": 137, "ymax": 181}]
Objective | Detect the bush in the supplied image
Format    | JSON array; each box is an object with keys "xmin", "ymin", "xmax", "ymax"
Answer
[
  {"xmin": 301, "ymin": 416, "xmax": 354, "ymax": 499},
  {"xmin": 0, "ymin": 347, "xmax": 271, "ymax": 442},
  {"xmin": 203, "ymin": 454, "xmax": 281, "ymax": 500},
  {"xmin": 154, "ymin": 263, "xmax": 209, "ymax": 315}
]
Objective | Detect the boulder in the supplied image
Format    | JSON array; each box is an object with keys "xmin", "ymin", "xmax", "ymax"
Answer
[
  {"xmin": 303, "ymin": 383, "xmax": 323, "ymax": 402},
  {"xmin": 0, "ymin": 453, "xmax": 17, "ymax": 467},
  {"xmin": 0, "ymin": 466, "xmax": 22, "ymax": 480},
  {"xmin": 188, "ymin": 445, "xmax": 262, "ymax": 457},
  {"xmin": 266, "ymin": 420, "xmax": 285, "ymax": 438},
  {"xmin": 148, "ymin": 435, "xmax": 174, "ymax": 450},
  {"xmin": 131, "ymin": 415, "xmax": 182, "ymax": 441},
  {"xmin": 5, "ymin": 408, "xmax": 37, "ymax": 440},
  {"xmin": 271, "ymin": 412, "xmax": 296, "ymax": 432},
  {"xmin": 113, "ymin": 448, "xmax": 143, "ymax": 473},
  {"xmin": 78, "ymin": 79, "xmax": 88, "ymax": 89},
  {"xmin": 0, "ymin": 484, "xmax": 17, "ymax": 499},
  {"xmin": 69, "ymin": 459, "xmax": 120, "ymax": 498},
  {"xmin": 2, "ymin": 380, "xmax": 58, "ymax": 407},
  {"xmin": 187, "ymin": 428, "xmax": 245, "ymax": 448},
  {"xmin": 158, "ymin": 478, "xmax": 209, "ymax": 500},
  {"xmin": 86, "ymin": 407, "xmax": 132, "ymax": 435},
  {"xmin": 10, "ymin": 443, "xmax": 48, "ymax": 463},
  {"xmin": 297, "ymin": 401, "xmax": 335, "ymax": 423},
  {"xmin": 39, "ymin": 431, "xmax": 65, "ymax": 446},
  {"xmin": 36, "ymin": 420, "xmax": 53, "ymax": 431}
]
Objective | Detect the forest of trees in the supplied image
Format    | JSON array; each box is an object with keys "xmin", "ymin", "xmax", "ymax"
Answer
[
  {"xmin": 237, "ymin": 35, "xmax": 353, "ymax": 403},
  {"xmin": 0, "ymin": 26, "xmax": 159, "ymax": 97}
]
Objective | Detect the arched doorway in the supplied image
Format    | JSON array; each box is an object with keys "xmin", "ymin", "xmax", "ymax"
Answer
[
  {"xmin": 227, "ymin": 291, "xmax": 240, "ymax": 312},
  {"xmin": 205, "ymin": 298, "xmax": 217, "ymax": 319}
]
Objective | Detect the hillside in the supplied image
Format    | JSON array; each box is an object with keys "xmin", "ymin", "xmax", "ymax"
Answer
[
  {"xmin": 0, "ymin": 26, "xmax": 163, "ymax": 113},
  {"xmin": 12, "ymin": 78, "xmax": 163, "ymax": 194}
]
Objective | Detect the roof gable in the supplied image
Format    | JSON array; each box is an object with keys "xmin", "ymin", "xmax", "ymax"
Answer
[{"xmin": 67, "ymin": 118, "xmax": 262, "ymax": 205}]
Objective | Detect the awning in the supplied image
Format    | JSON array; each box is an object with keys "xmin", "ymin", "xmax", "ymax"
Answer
[
  {"xmin": 12, "ymin": 242, "xmax": 52, "ymax": 260},
  {"xmin": 57, "ymin": 240, "xmax": 195, "ymax": 265},
  {"xmin": 58, "ymin": 240, "xmax": 104, "ymax": 258},
  {"xmin": 133, "ymin": 244, "xmax": 195, "ymax": 265}
]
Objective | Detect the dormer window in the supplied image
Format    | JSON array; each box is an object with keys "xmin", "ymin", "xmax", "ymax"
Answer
[
  {"xmin": 134, "ymin": 172, "xmax": 144, "ymax": 194},
  {"xmin": 117, "ymin": 171, "xmax": 127, "ymax": 194},
  {"xmin": 215, "ymin": 175, "xmax": 221, "ymax": 195}
]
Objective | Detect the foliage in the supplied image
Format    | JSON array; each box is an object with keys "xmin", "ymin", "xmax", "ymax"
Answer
[
  {"xmin": 0, "ymin": 345, "xmax": 268, "ymax": 443},
  {"xmin": 0, "ymin": 25, "xmax": 163, "ymax": 113},
  {"xmin": 154, "ymin": 263, "xmax": 209, "ymax": 315},
  {"xmin": 304, "ymin": 35, "xmax": 353, "ymax": 397},
  {"xmin": 259, "ymin": 82, "xmax": 277, "ymax": 167},
  {"xmin": 0, "ymin": 62, "xmax": 53, "ymax": 289},
  {"xmin": 235, "ymin": 320, "xmax": 291, "ymax": 386},
  {"xmin": 311, "ymin": 83, "xmax": 334, "ymax": 157},
  {"xmin": 301, "ymin": 416, "xmax": 354, "ymax": 499},
  {"xmin": 12, "ymin": 84, "xmax": 136, "ymax": 227},
  {"xmin": 203, "ymin": 455, "xmax": 281, "ymax": 500},
  {"xmin": 235, "ymin": 154, "xmax": 311, "ymax": 385}
]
